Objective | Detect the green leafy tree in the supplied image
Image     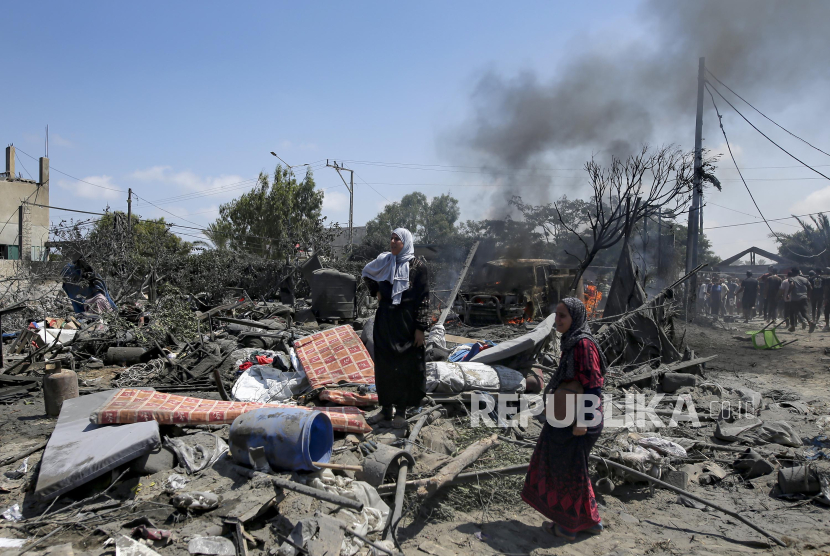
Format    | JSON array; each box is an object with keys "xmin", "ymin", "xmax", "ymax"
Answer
[
  {"xmin": 775, "ymin": 213, "xmax": 830, "ymax": 270},
  {"xmin": 356, "ymin": 192, "xmax": 461, "ymax": 257},
  {"xmin": 212, "ymin": 166, "xmax": 336, "ymax": 260}
]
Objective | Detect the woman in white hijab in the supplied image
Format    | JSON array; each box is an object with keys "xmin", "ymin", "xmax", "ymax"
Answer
[{"xmin": 362, "ymin": 228, "xmax": 430, "ymax": 428}]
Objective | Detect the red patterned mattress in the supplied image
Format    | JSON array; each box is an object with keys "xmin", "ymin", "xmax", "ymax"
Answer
[
  {"xmin": 90, "ymin": 388, "xmax": 370, "ymax": 434},
  {"xmin": 294, "ymin": 325, "xmax": 374, "ymax": 389},
  {"xmin": 319, "ymin": 389, "xmax": 378, "ymax": 407}
]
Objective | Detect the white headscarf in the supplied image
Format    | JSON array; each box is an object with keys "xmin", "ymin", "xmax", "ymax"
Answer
[{"xmin": 361, "ymin": 227, "xmax": 415, "ymax": 305}]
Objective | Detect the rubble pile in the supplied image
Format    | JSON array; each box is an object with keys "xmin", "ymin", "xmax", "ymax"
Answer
[{"xmin": 0, "ymin": 259, "xmax": 828, "ymax": 556}]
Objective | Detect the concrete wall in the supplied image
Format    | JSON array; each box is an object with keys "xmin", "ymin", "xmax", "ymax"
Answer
[{"xmin": 0, "ymin": 177, "xmax": 49, "ymax": 255}]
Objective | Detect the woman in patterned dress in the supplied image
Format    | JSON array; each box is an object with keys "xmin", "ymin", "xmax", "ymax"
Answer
[{"xmin": 522, "ymin": 297, "xmax": 606, "ymax": 540}]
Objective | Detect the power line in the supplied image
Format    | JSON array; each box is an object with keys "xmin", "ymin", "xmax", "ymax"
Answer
[
  {"xmin": 705, "ymin": 82, "xmax": 783, "ymax": 238},
  {"xmin": 352, "ymin": 171, "xmax": 390, "ymax": 202},
  {"xmin": 705, "ymin": 82, "xmax": 824, "ymax": 258},
  {"xmin": 143, "ymin": 178, "xmax": 259, "ymax": 205},
  {"xmin": 340, "ymin": 157, "xmax": 830, "ymax": 174},
  {"xmin": 705, "ymin": 81, "xmax": 830, "ymax": 184},
  {"xmin": 704, "ymin": 201, "xmax": 799, "ymax": 229},
  {"xmin": 15, "ymin": 148, "xmax": 125, "ymax": 192},
  {"xmin": 706, "ymin": 69, "xmax": 830, "ymax": 159},
  {"xmin": 14, "ymin": 153, "xmax": 33, "ymax": 181},
  {"xmin": 708, "ymin": 210, "xmax": 830, "ymax": 230},
  {"xmin": 131, "ymin": 193, "xmax": 204, "ymax": 228}
]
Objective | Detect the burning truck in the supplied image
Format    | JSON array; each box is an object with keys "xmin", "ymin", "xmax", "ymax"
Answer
[{"xmin": 452, "ymin": 258, "xmax": 584, "ymax": 326}]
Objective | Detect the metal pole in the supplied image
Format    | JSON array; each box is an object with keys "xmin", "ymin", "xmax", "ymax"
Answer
[
  {"xmin": 327, "ymin": 161, "xmax": 355, "ymax": 255},
  {"xmin": 686, "ymin": 56, "xmax": 705, "ymax": 315},
  {"xmin": 17, "ymin": 205, "xmax": 23, "ymax": 260},
  {"xmin": 349, "ymin": 170, "xmax": 354, "ymax": 249},
  {"xmin": 657, "ymin": 210, "xmax": 663, "ymax": 287},
  {"xmin": 127, "ymin": 188, "xmax": 132, "ymax": 231}
]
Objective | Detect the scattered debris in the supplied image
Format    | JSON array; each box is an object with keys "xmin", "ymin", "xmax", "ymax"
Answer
[{"xmin": 0, "ymin": 248, "xmax": 827, "ymax": 555}]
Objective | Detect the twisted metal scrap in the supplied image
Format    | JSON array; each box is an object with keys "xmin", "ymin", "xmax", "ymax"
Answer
[{"xmin": 113, "ymin": 358, "xmax": 167, "ymax": 388}]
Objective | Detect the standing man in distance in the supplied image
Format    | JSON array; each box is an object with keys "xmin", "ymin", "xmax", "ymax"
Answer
[
  {"xmin": 789, "ymin": 267, "xmax": 816, "ymax": 333},
  {"xmin": 736, "ymin": 271, "xmax": 758, "ymax": 324}
]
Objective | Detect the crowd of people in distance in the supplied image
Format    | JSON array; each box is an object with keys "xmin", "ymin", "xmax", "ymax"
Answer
[{"xmin": 697, "ymin": 266, "xmax": 825, "ymax": 332}]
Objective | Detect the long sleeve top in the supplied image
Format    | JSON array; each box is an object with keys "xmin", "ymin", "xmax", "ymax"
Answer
[{"xmin": 364, "ymin": 257, "xmax": 430, "ymax": 331}]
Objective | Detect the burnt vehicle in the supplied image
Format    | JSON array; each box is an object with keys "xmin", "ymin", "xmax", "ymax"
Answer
[{"xmin": 453, "ymin": 259, "xmax": 583, "ymax": 326}]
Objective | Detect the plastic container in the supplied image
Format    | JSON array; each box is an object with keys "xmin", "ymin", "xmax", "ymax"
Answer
[
  {"xmin": 43, "ymin": 360, "xmax": 79, "ymax": 417},
  {"xmin": 228, "ymin": 408, "xmax": 333, "ymax": 472},
  {"xmin": 777, "ymin": 465, "xmax": 821, "ymax": 494},
  {"xmin": 311, "ymin": 269, "xmax": 356, "ymax": 319}
]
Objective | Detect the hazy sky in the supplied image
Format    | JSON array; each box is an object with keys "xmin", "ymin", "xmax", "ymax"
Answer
[{"xmin": 5, "ymin": 1, "xmax": 830, "ymax": 259}]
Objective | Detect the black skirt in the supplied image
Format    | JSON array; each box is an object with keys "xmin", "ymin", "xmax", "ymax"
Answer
[{"xmin": 373, "ymin": 296, "xmax": 427, "ymax": 408}]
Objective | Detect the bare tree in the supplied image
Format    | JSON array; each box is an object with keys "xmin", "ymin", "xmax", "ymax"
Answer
[{"xmin": 554, "ymin": 145, "xmax": 718, "ymax": 291}]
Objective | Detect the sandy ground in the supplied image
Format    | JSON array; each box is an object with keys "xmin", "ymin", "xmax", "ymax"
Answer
[{"xmin": 1, "ymin": 317, "xmax": 829, "ymax": 555}]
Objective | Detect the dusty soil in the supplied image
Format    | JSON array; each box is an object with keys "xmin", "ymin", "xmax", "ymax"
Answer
[
  {"xmin": 1, "ymin": 318, "xmax": 829, "ymax": 555},
  {"xmin": 391, "ymin": 318, "xmax": 830, "ymax": 556}
]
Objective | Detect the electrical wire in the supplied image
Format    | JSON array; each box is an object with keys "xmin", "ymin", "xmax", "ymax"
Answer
[
  {"xmin": 345, "ymin": 170, "xmax": 389, "ymax": 202},
  {"xmin": 14, "ymin": 153, "xmax": 34, "ymax": 181},
  {"xmin": 704, "ymin": 201, "xmax": 799, "ymax": 228},
  {"xmin": 15, "ymin": 148, "xmax": 125, "ymax": 192},
  {"xmin": 705, "ymin": 81, "xmax": 830, "ymax": 183},
  {"xmin": 131, "ymin": 193, "xmax": 204, "ymax": 228},
  {"xmin": 142, "ymin": 178, "xmax": 259, "ymax": 205},
  {"xmin": 340, "ymin": 157, "xmax": 830, "ymax": 173},
  {"xmin": 707, "ymin": 69, "xmax": 830, "ymax": 159},
  {"xmin": 708, "ymin": 210, "xmax": 830, "ymax": 230},
  {"xmin": 705, "ymin": 82, "xmax": 825, "ymax": 258}
]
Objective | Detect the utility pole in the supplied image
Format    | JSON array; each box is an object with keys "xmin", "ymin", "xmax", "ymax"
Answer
[
  {"xmin": 657, "ymin": 210, "xmax": 663, "ymax": 287},
  {"xmin": 127, "ymin": 188, "xmax": 132, "ymax": 231},
  {"xmin": 685, "ymin": 56, "xmax": 705, "ymax": 316},
  {"xmin": 326, "ymin": 160, "xmax": 354, "ymax": 250}
]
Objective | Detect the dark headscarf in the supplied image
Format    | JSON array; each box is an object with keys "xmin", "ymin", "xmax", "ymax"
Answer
[{"xmin": 548, "ymin": 297, "xmax": 608, "ymax": 391}]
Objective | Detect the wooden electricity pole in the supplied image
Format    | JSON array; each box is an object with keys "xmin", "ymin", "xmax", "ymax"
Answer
[
  {"xmin": 127, "ymin": 188, "xmax": 132, "ymax": 231},
  {"xmin": 326, "ymin": 160, "xmax": 354, "ymax": 250},
  {"xmin": 685, "ymin": 57, "xmax": 705, "ymax": 315}
]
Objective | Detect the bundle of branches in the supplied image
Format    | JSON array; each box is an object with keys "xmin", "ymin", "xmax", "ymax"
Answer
[{"xmin": 594, "ymin": 286, "xmax": 682, "ymax": 370}]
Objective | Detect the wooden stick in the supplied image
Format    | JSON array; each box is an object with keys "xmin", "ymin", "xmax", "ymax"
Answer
[
  {"xmin": 0, "ymin": 440, "xmax": 47, "ymax": 467},
  {"xmin": 312, "ymin": 461, "xmax": 362, "ymax": 472},
  {"xmin": 416, "ymin": 434, "xmax": 499, "ymax": 499},
  {"xmin": 377, "ymin": 463, "xmax": 529, "ymax": 495}
]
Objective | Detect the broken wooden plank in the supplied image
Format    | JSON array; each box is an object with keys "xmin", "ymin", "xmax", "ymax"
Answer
[
  {"xmin": 416, "ymin": 434, "xmax": 499, "ymax": 499},
  {"xmin": 614, "ymin": 355, "xmax": 718, "ymax": 388},
  {"xmin": 444, "ymin": 334, "xmax": 481, "ymax": 344},
  {"xmin": 377, "ymin": 463, "xmax": 529, "ymax": 495},
  {"xmin": 437, "ymin": 241, "xmax": 479, "ymax": 327}
]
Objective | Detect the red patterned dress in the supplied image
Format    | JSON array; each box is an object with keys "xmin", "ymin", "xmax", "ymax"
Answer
[{"xmin": 521, "ymin": 338, "xmax": 604, "ymax": 534}]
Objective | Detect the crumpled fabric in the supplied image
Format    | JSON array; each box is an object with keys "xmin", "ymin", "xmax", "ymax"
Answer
[
  {"xmin": 255, "ymin": 355, "xmax": 273, "ymax": 365},
  {"xmin": 426, "ymin": 361, "xmax": 525, "ymax": 394},
  {"xmin": 231, "ymin": 365, "xmax": 309, "ymax": 404},
  {"xmin": 164, "ymin": 433, "xmax": 228, "ymax": 474},
  {"xmin": 308, "ymin": 469, "xmax": 389, "ymax": 541},
  {"xmin": 85, "ymin": 293, "xmax": 113, "ymax": 314},
  {"xmin": 749, "ymin": 421, "xmax": 803, "ymax": 448},
  {"xmin": 637, "ymin": 437, "xmax": 687, "ymax": 458}
]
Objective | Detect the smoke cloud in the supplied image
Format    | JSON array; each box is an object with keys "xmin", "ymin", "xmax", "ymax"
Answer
[{"xmin": 450, "ymin": 0, "xmax": 830, "ymax": 214}]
